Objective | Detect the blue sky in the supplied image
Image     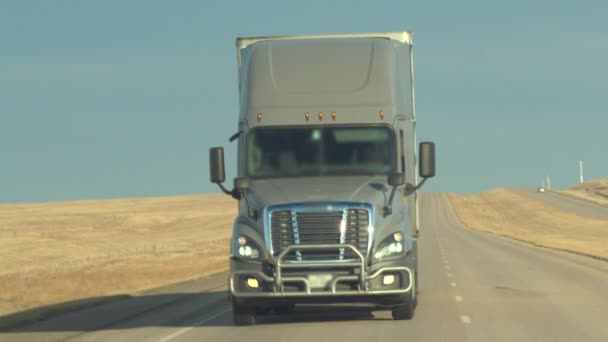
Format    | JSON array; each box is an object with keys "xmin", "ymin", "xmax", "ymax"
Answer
[{"xmin": 1, "ymin": 0, "xmax": 607, "ymax": 202}]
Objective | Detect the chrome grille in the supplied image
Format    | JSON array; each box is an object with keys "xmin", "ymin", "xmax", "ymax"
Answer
[
  {"xmin": 270, "ymin": 207, "xmax": 370, "ymax": 261},
  {"xmin": 270, "ymin": 210, "xmax": 295, "ymax": 252}
]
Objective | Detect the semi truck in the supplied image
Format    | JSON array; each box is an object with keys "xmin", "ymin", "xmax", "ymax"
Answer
[{"xmin": 209, "ymin": 31, "xmax": 436, "ymax": 325}]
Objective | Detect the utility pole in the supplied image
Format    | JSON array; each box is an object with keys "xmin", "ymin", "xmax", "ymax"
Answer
[{"xmin": 579, "ymin": 160, "xmax": 584, "ymax": 184}]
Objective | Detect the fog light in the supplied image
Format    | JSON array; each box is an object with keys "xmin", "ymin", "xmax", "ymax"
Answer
[
  {"xmin": 383, "ymin": 274, "xmax": 396, "ymax": 286},
  {"xmin": 246, "ymin": 278, "xmax": 259, "ymax": 288}
]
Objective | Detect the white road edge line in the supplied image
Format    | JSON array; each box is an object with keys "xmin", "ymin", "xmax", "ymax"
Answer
[
  {"xmin": 447, "ymin": 273, "xmax": 453, "ymax": 277},
  {"xmin": 155, "ymin": 308, "xmax": 231, "ymax": 342},
  {"xmin": 451, "ymin": 282, "xmax": 457, "ymax": 287},
  {"xmin": 455, "ymin": 296, "xmax": 463, "ymax": 302},
  {"xmin": 460, "ymin": 315, "xmax": 472, "ymax": 324}
]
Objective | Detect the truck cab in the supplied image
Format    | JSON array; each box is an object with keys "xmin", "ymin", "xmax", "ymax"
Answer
[{"xmin": 209, "ymin": 31, "xmax": 435, "ymax": 325}]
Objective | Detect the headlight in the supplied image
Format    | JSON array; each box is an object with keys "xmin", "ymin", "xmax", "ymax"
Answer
[
  {"xmin": 374, "ymin": 232, "xmax": 405, "ymax": 260},
  {"xmin": 236, "ymin": 235, "xmax": 261, "ymax": 259}
]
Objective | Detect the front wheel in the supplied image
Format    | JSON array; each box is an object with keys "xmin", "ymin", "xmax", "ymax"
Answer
[
  {"xmin": 392, "ymin": 272, "xmax": 416, "ymax": 320},
  {"xmin": 391, "ymin": 294, "xmax": 415, "ymax": 320},
  {"xmin": 232, "ymin": 301, "xmax": 256, "ymax": 326},
  {"xmin": 414, "ymin": 270, "xmax": 419, "ymax": 308}
]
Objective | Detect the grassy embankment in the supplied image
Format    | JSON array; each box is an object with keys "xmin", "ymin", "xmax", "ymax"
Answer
[
  {"xmin": 448, "ymin": 182, "xmax": 608, "ymax": 260},
  {"xmin": 0, "ymin": 194, "xmax": 235, "ymax": 318}
]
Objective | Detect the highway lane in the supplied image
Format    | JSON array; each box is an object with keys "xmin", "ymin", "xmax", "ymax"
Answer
[
  {"xmin": 516, "ymin": 189, "xmax": 608, "ymax": 220},
  {"xmin": 3, "ymin": 193, "xmax": 608, "ymax": 341}
]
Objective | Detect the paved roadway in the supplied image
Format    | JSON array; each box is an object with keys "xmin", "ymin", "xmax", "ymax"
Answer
[{"xmin": 2, "ymin": 193, "xmax": 608, "ymax": 342}]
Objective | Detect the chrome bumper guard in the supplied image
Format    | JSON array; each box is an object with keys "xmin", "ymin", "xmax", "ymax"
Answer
[{"xmin": 230, "ymin": 244, "xmax": 413, "ymax": 297}]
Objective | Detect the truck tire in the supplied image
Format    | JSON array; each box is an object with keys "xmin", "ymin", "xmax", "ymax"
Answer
[
  {"xmin": 413, "ymin": 240, "xmax": 419, "ymax": 308},
  {"xmin": 232, "ymin": 301, "xmax": 256, "ymax": 326},
  {"xmin": 414, "ymin": 270, "xmax": 419, "ymax": 308},
  {"xmin": 392, "ymin": 272, "xmax": 416, "ymax": 320},
  {"xmin": 412, "ymin": 270, "xmax": 420, "ymax": 309},
  {"xmin": 391, "ymin": 296, "xmax": 414, "ymax": 320}
]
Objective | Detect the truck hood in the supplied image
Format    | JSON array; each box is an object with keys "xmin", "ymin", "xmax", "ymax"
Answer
[{"xmin": 248, "ymin": 176, "xmax": 392, "ymax": 210}]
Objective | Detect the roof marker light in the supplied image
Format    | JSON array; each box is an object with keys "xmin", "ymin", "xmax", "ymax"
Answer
[
  {"xmin": 318, "ymin": 112, "xmax": 324, "ymax": 121},
  {"xmin": 379, "ymin": 111, "xmax": 385, "ymax": 120},
  {"xmin": 305, "ymin": 112, "xmax": 310, "ymax": 121},
  {"xmin": 331, "ymin": 112, "xmax": 337, "ymax": 120},
  {"xmin": 257, "ymin": 113, "xmax": 263, "ymax": 122}
]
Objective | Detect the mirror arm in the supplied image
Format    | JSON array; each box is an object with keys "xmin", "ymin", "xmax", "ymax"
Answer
[
  {"xmin": 413, "ymin": 177, "xmax": 428, "ymax": 191},
  {"xmin": 383, "ymin": 186, "xmax": 399, "ymax": 217},
  {"xmin": 386, "ymin": 178, "xmax": 430, "ymax": 216},
  {"xmin": 215, "ymin": 182, "xmax": 233, "ymax": 196},
  {"xmin": 230, "ymin": 189, "xmax": 241, "ymax": 200},
  {"xmin": 238, "ymin": 190, "xmax": 258, "ymax": 220},
  {"xmin": 404, "ymin": 177, "xmax": 429, "ymax": 197},
  {"xmin": 214, "ymin": 182, "xmax": 245, "ymax": 201}
]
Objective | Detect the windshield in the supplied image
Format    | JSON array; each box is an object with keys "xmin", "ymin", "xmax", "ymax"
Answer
[{"xmin": 246, "ymin": 126, "xmax": 396, "ymax": 178}]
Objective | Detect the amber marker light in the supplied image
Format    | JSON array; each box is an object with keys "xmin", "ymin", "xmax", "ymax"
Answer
[
  {"xmin": 379, "ymin": 111, "xmax": 385, "ymax": 120},
  {"xmin": 305, "ymin": 112, "xmax": 310, "ymax": 121},
  {"xmin": 257, "ymin": 113, "xmax": 263, "ymax": 122},
  {"xmin": 318, "ymin": 112, "xmax": 324, "ymax": 121},
  {"xmin": 331, "ymin": 112, "xmax": 337, "ymax": 120}
]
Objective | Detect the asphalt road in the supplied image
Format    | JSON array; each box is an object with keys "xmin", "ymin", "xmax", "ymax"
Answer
[{"xmin": 3, "ymin": 193, "xmax": 608, "ymax": 341}]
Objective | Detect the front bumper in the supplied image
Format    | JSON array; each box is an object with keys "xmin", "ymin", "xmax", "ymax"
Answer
[{"xmin": 230, "ymin": 244, "xmax": 414, "ymax": 303}]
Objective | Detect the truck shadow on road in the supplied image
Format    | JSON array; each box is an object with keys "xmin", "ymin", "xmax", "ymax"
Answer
[
  {"xmin": 1, "ymin": 291, "xmax": 229, "ymax": 332},
  {"xmin": 1, "ymin": 291, "xmax": 391, "ymax": 333},
  {"xmin": 255, "ymin": 306, "xmax": 383, "ymax": 325}
]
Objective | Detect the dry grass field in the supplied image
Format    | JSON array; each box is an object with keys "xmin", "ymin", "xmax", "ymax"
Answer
[
  {"xmin": 560, "ymin": 178, "xmax": 608, "ymax": 206},
  {"xmin": 0, "ymin": 194, "xmax": 236, "ymax": 318},
  {"xmin": 448, "ymin": 188, "xmax": 608, "ymax": 260}
]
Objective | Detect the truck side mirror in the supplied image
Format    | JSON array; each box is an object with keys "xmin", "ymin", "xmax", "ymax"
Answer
[
  {"xmin": 209, "ymin": 147, "xmax": 226, "ymax": 184},
  {"xmin": 234, "ymin": 177, "xmax": 250, "ymax": 190},
  {"xmin": 388, "ymin": 173, "xmax": 405, "ymax": 186},
  {"xmin": 419, "ymin": 142, "xmax": 436, "ymax": 178}
]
